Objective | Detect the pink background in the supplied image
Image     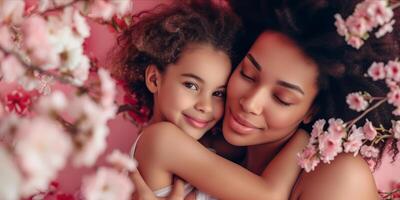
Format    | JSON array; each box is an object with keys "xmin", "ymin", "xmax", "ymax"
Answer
[{"xmin": 52, "ymin": 0, "xmax": 400, "ymax": 194}]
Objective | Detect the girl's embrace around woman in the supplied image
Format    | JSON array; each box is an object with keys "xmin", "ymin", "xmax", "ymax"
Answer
[{"xmin": 121, "ymin": 0, "xmax": 400, "ymax": 199}]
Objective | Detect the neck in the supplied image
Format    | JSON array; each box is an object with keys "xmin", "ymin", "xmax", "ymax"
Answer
[{"xmin": 244, "ymin": 130, "xmax": 296, "ymax": 175}]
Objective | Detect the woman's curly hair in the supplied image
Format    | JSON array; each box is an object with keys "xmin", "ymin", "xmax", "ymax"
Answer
[
  {"xmin": 112, "ymin": 0, "xmax": 241, "ymax": 122},
  {"xmin": 230, "ymin": 0, "xmax": 400, "ymax": 166}
]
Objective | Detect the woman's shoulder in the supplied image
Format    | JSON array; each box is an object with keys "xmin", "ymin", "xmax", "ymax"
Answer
[{"xmin": 293, "ymin": 153, "xmax": 378, "ymax": 200}]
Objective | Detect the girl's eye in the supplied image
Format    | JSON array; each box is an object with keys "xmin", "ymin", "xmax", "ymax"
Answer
[
  {"xmin": 274, "ymin": 95, "xmax": 292, "ymax": 106},
  {"xmin": 240, "ymin": 69, "xmax": 255, "ymax": 82},
  {"xmin": 183, "ymin": 82, "xmax": 198, "ymax": 90},
  {"xmin": 213, "ymin": 90, "xmax": 226, "ymax": 98}
]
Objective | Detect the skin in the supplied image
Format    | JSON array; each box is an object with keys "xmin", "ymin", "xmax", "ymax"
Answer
[
  {"xmin": 136, "ymin": 43, "xmax": 232, "ymax": 191},
  {"xmin": 134, "ymin": 31, "xmax": 378, "ymax": 200}
]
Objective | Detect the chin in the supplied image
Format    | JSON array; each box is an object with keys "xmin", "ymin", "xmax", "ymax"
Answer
[{"xmin": 222, "ymin": 125, "xmax": 249, "ymax": 147}]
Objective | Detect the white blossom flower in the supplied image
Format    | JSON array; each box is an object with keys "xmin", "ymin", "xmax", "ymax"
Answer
[
  {"xmin": 82, "ymin": 167, "xmax": 134, "ymax": 200},
  {"xmin": 0, "ymin": 146, "xmax": 22, "ymax": 200}
]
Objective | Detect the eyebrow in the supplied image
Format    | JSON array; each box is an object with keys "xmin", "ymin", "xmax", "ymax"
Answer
[
  {"xmin": 277, "ymin": 80, "xmax": 305, "ymax": 95},
  {"xmin": 246, "ymin": 54, "xmax": 261, "ymax": 71},
  {"xmin": 182, "ymin": 73, "xmax": 226, "ymax": 88},
  {"xmin": 182, "ymin": 73, "xmax": 204, "ymax": 83},
  {"xmin": 247, "ymin": 54, "xmax": 304, "ymax": 95}
]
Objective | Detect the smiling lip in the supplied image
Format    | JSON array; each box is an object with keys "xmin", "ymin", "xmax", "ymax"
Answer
[
  {"xmin": 228, "ymin": 109, "xmax": 262, "ymax": 134},
  {"xmin": 183, "ymin": 114, "xmax": 210, "ymax": 129}
]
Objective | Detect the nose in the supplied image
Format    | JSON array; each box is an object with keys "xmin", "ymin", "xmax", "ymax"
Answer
[
  {"xmin": 239, "ymin": 87, "xmax": 265, "ymax": 115},
  {"xmin": 194, "ymin": 94, "xmax": 213, "ymax": 113}
]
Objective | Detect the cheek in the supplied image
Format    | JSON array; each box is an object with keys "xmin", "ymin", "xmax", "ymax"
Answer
[
  {"xmin": 227, "ymin": 72, "xmax": 249, "ymax": 100},
  {"xmin": 213, "ymin": 101, "xmax": 225, "ymax": 120},
  {"xmin": 265, "ymin": 107, "xmax": 306, "ymax": 129}
]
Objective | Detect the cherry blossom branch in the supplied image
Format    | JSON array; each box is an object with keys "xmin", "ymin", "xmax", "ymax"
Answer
[
  {"xmin": 35, "ymin": 0, "xmax": 83, "ymax": 15},
  {"xmin": 347, "ymin": 98, "xmax": 388, "ymax": 127},
  {"xmin": 116, "ymin": 104, "xmax": 135, "ymax": 115},
  {"xmin": 391, "ymin": 2, "xmax": 400, "ymax": 9},
  {"xmin": 0, "ymin": 45, "xmax": 85, "ymax": 89},
  {"xmin": 379, "ymin": 188, "xmax": 400, "ymax": 199}
]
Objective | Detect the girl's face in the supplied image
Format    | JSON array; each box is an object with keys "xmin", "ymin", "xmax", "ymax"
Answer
[
  {"xmin": 223, "ymin": 31, "xmax": 319, "ymax": 146},
  {"xmin": 151, "ymin": 43, "xmax": 231, "ymax": 139}
]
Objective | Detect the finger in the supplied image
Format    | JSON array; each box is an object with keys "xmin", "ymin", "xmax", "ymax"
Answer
[
  {"xmin": 130, "ymin": 170, "xmax": 157, "ymax": 200},
  {"xmin": 168, "ymin": 178, "xmax": 186, "ymax": 200}
]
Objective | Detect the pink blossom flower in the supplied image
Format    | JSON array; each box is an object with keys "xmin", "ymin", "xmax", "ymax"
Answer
[
  {"xmin": 22, "ymin": 15, "xmax": 59, "ymax": 69},
  {"xmin": 367, "ymin": 62, "xmax": 386, "ymax": 81},
  {"xmin": 386, "ymin": 79, "xmax": 398, "ymax": 90},
  {"xmin": 37, "ymin": 74, "xmax": 54, "ymax": 95},
  {"xmin": 110, "ymin": 0, "xmax": 132, "ymax": 16},
  {"xmin": 311, "ymin": 119, "xmax": 326, "ymax": 138},
  {"xmin": 344, "ymin": 126, "xmax": 365, "ymax": 156},
  {"xmin": 72, "ymin": 9, "xmax": 90, "ymax": 38},
  {"xmin": 15, "ymin": 117, "xmax": 72, "ymax": 197},
  {"xmin": 327, "ymin": 118, "xmax": 346, "ymax": 140},
  {"xmin": 70, "ymin": 95, "xmax": 114, "ymax": 167},
  {"xmin": 297, "ymin": 145, "xmax": 320, "ymax": 172},
  {"xmin": 375, "ymin": 20, "xmax": 395, "ymax": 38},
  {"xmin": 347, "ymin": 35, "xmax": 364, "ymax": 49},
  {"xmin": 392, "ymin": 120, "xmax": 400, "ymax": 140},
  {"xmin": 386, "ymin": 60, "xmax": 400, "ymax": 82},
  {"xmin": 318, "ymin": 133, "xmax": 343, "ymax": 164},
  {"xmin": 5, "ymin": 90, "xmax": 32, "ymax": 116},
  {"xmin": 70, "ymin": 56, "xmax": 90, "ymax": 86},
  {"xmin": 363, "ymin": 120, "xmax": 377, "ymax": 141},
  {"xmin": 99, "ymin": 68, "xmax": 117, "ymax": 108},
  {"xmin": 0, "ymin": 0, "xmax": 25, "ymax": 25},
  {"xmin": 388, "ymin": 88, "xmax": 400, "ymax": 107},
  {"xmin": 393, "ymin": 106, "xmax": 400, "ymax": 116},
  {"xmin": 73, "ymin": 124, "xmax": 109, "ymax": 167},
  {"xmin": 365, "ymin": 0, "xmax": 393, "ymax": 26},
  {"xmin": 346, "ymin": 15, "xmax": 369, "ymax": 37},
  {"xmin": 0, "ymin": 146, "xmax": 22, "ymax": 200},
  {"xmin": 82, "ymin": 167, "xmax": 134, "ymax": 200},
  {"xmin": 334, "ymin": 14, "xmax": 348, "ymax": 37},
  {"xmin": 106, "ymin": 150, "xmax": 138, "ymax": 172},
  {"xmin": 360, "ymin": 145, "xmax": 379, "ymax": 158},
  {"xmin": 346, "ymin": 92, "xmax": 368, "ymax": 112},
  {"xmin": 0, "ymin": 25, "xmax": 13, "ymax": 50},
  {"xmin": 87, "ymin": 0, "xmax": 115, "ymax": 20},
  {"xmin": 35, "ymin": 91, "xmax": 67, "ymax": 115},
  {"xmin": 0, "ymin": 55, "xmax": 26, "ymax": 83}
]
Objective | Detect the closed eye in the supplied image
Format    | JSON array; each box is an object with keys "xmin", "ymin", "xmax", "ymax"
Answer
[
  {"xmin": 273, "ymin": 95, "xmax": 292, "ymax": 106},
  {"xmin": 240, "ymin": 69, "xmax": 254, "ymax": 82}
]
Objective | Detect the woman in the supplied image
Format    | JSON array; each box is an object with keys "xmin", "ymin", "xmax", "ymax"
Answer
[{"xmin": 131, "ymin": 0, "xmax": 400, "ymax": 199}]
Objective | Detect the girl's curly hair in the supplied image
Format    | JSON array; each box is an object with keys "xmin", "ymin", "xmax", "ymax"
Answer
[{"xmin": 112, "ymin": 0, "xmax": 241, "ymax": 122}]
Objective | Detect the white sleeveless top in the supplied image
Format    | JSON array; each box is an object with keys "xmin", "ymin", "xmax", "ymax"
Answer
[{"xmin": 130, "ymin": 134, "xmax": 217, "ymax": 200}]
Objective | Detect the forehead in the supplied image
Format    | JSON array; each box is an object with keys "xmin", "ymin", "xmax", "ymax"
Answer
[
  {"xmin": 248, "ymin": 31, "xmax": 318, "ymax": 90},
  {"xmin": 168, "ymin": 43, "xmax": 232, "ymax": 83}
]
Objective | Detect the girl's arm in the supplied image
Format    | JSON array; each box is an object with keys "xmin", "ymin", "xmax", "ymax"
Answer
[
  {"xmin": 260, "ymin": 129, "xmax": 309, "ymax": 199},
  {"xmin": 136, "ymin": 122, "xmax": 308, "ymax": 200}
]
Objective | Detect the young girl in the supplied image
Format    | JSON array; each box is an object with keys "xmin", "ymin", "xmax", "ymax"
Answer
[{"xmin": 113, "ymin": 1, "xmax": 308, "ymax": 199}]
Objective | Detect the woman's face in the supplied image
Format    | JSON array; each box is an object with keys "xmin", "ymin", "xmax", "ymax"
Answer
[{"xmin": 223, "ymin": 31, "xmax": 319, "ymax": 146}]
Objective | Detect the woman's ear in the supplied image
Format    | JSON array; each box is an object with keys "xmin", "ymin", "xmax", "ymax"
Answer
[{"xmin": 145, "ymin": 65, "xmax": 161, "ymax": 93}]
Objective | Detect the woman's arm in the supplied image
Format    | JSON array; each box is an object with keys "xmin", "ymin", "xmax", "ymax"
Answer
[
  {"xmin": 291, "ymin": 153, "xmax": 378, "ymax": 200},
  {"xmin": 136, "ymin": 122, "xmax": 304, "ymax": 200}
]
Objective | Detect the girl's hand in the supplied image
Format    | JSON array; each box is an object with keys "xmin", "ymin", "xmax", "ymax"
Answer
[{"xmin": 130, "ymin": 170, "xmax": 186, "ymax": 200}]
